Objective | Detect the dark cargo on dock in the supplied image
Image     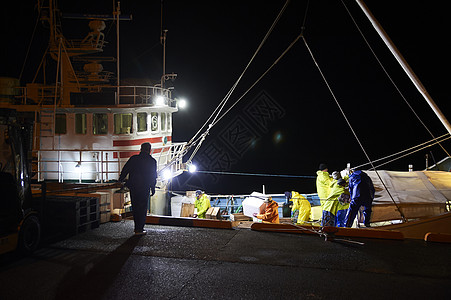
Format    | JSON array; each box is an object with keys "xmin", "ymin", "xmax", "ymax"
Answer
[{"xmin": 44, "ymin": 195, "xmax": 100, "ymax": 237}]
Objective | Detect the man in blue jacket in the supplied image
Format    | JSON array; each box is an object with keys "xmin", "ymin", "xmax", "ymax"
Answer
[
  {"xmin": 119, "ymin": 142, "xmax": 157, "ymax": 235},
  {"xmin": 345, "ymin": 170, "xmax": 375, "ymax": 228}
]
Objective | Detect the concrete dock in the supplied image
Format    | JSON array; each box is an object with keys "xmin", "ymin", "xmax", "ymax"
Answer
[{"xmin": 1, "ymin": 219, "xmax": 450, "ymax": 299}]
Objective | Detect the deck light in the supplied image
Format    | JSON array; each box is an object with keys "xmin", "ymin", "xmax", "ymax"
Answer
[
  {"xmin": 188, "ymin": 163, "xmax": 197, "ymax": 173},
  {"xmin": 155, "ymin": 95, "xmax": 165, "ymax": 106},
  {"xmin": 178, "ymin": 98, "xmax": 187, "ymax": 109},
  {"xmin": 162, "ymin": 168, "xmax": 172, "ymax": 180}
]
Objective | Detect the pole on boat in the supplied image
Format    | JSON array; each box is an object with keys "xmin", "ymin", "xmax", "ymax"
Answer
[
  {"xmin": 115, "ymin": 1, "xmax": 121, "ymax": 104},
  {"xmin": 160, "ymin": 0, "xmax": 167, "ymax": 92},
  {"xmin": 161, "ymin": 29, "xmax": 167, "ymax": 91},
  {"xmin": 355, "ymin": 0, "xmax": 451, "ymax": 136}
]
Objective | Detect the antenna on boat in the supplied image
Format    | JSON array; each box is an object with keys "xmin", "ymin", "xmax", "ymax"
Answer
[
  {"xmin": 356, "ymin": 0, "xmax": 451, "ymax": 136},
  {"xmin": 160, "ymin": 0, "xmax": 167, "ymax": 91},
  {"xmin": 114, "ymin": 1, "xmax": 121, "ymax": 103}
]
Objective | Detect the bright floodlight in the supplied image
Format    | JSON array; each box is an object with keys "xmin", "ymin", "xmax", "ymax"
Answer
[
  {"xmin": 156, "ymin": 95, "xmax": 165, "ymax": 106},
  {"xmin": 162, "ymin": 169, "xmax": 172, "ymax": 180},
  {"xmin": 178, "ymin": 98, "xmax": 187, "ymax": 109},
  {"xmin": 188, "ymin": 163, "xmax": 197, "ymax": 173}
]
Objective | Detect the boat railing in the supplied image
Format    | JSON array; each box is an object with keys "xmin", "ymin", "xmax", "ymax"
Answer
[
  {"xmin": 13, "ymin": 84, "xmax": 175, "ymax": 107},
  {"xmin": 33, "ymin": 142, "xmax": 187, "ymax": 183},
  {"xmin": 65, "ymin": 38, "xmax": 106, "ymax": 51}
]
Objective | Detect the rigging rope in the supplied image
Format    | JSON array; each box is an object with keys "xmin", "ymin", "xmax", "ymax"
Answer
[
  {"xmin": 165, "ymin": 28, "xmax": 305, "ymax": 172},
  {"xmin": 183, "ymin": 0, "xmax": 292, "ymax": 160},
  {"xmin": 206, "ymin": 1, "xmax": 311, "ymax": 131},
  {"xmin": 353, "ymin": 133, "xmax": 450, "ymax": 170},
  {"xmin": 170, "ymin": 19, "xmax": 301, "ymax": 166},
  {"xmin": 19, "ymin": 2, "xmax": 43, "ymax": 81},
  {"xmin": 210, "ymin": 32, "xmax": 304, "ymax": 129},
  {"xmin": 177, "ymin": 133, "xmax": 451, "ymax": 179},
  {"xmin": 196, "ymin": 170, "xmax": 315, "ymax": 179},
  {"xmin": 163, "ymin": 0, "xmax": 294, "ymax": 171},
  {"xmin": 32, "ymin": 45, "xmax": 50, "ymax": 85},
  {"xmin": 301, "ymin": 35, "xmax": 407, "ymax": 222},
  {"xmin": 187, "ymin": 1, "xmax": 291, "ymax": 143},
  {"xmin": 370, "ymin": 137, "xmax": 451, "ymax": 170},
  {"xmin": 341, "ymin": 0, "xmax": 450, "ymax": 158}
]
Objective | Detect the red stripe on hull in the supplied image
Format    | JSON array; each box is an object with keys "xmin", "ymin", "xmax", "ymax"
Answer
[
  {"xmin": 113, "ymin": 137, "xmax": 163, "ymax": 147},
  {"xmin": 113, "ymin": 147, "xmax": 170, "ymax": 159}
]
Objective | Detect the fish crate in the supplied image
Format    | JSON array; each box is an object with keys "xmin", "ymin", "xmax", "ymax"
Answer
[
  {"xmin": 206, "ymin": 207, "xmax": 221, "ymax": 219},
  {"xmin": 230, "ymin": 213, "xmax": 252, "ymax": 222},
  {"xmin": 100, "ymin": 210, "xmax": 111, "ymax": 223},
  {"xmin": 44, "ymin": 195, "xmax": 100, "ymax": 237}
]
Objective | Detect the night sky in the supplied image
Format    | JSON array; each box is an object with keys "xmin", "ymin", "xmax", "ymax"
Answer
[{"xmin": 2, "ymin": 1, "xmax": 450, "ymax": 194}]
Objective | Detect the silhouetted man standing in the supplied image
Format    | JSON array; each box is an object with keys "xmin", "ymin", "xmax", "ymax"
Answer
[{"xmin": 119, "ymin": 142, "xmax": 157, "ymax": 235}]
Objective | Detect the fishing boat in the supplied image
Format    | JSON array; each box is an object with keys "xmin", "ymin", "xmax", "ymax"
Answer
[
  {"xmin": 157, "ymin": 1, "xmax": 451, "ymax": 241},
  {"xmin": 244, "ymin": 1, "xmax": 451, "ymax": 241},
  {"xmin": 2, "ymin": 1, "xmax": 450, "ymax": 242},
  {"xmin": 0, "ymin": 0, "xmax": 186, "ymax": 216}
]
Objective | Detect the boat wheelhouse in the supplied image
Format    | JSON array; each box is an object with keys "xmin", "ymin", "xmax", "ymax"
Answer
[{"xmin": 0, "ymin": 1, "xmax": 187, "ymax": 215}]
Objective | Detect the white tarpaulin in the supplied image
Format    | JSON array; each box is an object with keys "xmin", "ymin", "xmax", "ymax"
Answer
[{"xmin": 365, "ymin": 171, "xmax": 451, "ymax": 222}]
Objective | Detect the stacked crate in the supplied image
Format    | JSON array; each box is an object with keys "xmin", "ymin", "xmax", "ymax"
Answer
[
  {"xmin": 77, "ymin": 196, "xmax": 100, "ymax": 233},
  {"xmin": 95, "ymin": 191, "xmax": 112, "ymax": 223},
  {"xmin": 45, "ymin": 195, "xmax": 100, "ymax": 236},
  {"xmin": 112, "ymin": 191, "xmax": 131, "ymax": 219}
]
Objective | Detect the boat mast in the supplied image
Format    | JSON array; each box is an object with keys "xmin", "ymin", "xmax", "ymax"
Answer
[
  {"xmin": 115, "ymin": 1, "xmax": 121, "ymax": 103},
  {"xmin": 356, "ymin": 0, "xmax": 451, "ymax": 136},
  {"xmin": 160, "ymin": 0, "xmax": 167, "ymax": 91},
  {"xmin": 161, "ymin": 29, "xmax": 167, "ymax": 91}
]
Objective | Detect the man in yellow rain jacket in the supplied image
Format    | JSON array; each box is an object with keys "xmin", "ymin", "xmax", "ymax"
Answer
[
  {"xmin": 194, "ymin": 190, "xmax": 210, "ymax": 219},
  {"xmin": 253, "ymin": 197, "xmax": 279, "ymax": 224},
  {"xmin": 316, "ymin": 163, "xmax": 333, "ymax": 210},
  {"xmin": 287, "ymin": 191, "xmax": 311, "ymax": 224},
  {"xmin": 322, "ymin": 178, "xmax": 348, "ymax": 227}
]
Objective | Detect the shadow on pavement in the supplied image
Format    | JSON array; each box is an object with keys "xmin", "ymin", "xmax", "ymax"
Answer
[{"xmin": 55, "ymin": 234, "xmax": 143, "ymax": 299}]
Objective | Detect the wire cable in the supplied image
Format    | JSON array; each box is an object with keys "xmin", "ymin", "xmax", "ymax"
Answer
[
  {"xmin": 186, "ymin": 0, "xmax": 291, "ymax": 147},
  {"xmin": 166, "ymin": 1, "xmax": 293, "ymax": 168},
  {"xmin": 353, "ymin": 133, "xmax": 450, "ymax": 170},
  {"xmin": 19, "ymin": 2, "xmax": 43, "ymax": 81},
  {"xmin": 196, "ymin": 170, "xmax": 316, "ymax": 179},
  {"xmin": 366, "ymin": 135, "xmax": 450, "ymax": 170},
  {"xmin": 211, "ymin": 32, "xmax": 303, "ymax": 128}
]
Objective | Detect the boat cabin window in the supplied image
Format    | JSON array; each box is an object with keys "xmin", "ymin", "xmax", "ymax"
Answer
[
  {"xmin": 114, "ymin": 113, "xmax": 133, "ymax": 134},
  {"xmin": 93, "ymin": 113, "xmax": 108, "ymax": 135},
  {"xmin": 151, "ymin": 112, "xmax": 158, "ymax": 132},
  {"xmin": 167, "ymin": 113, "xmax": 171, "ymax": 131},
  {"xmin": 75, "ymin": 113, "xmax": 87, "ymax": 134},
  {"xmin": 161, "ymin": 113, "xmax": 166, "ymax": 131},
  {"xmin": 137, "ymin": 112, "xmax": 147, "ymax": 132},
  {"xmin": 55, "ymin": 114, "xmax": 66, "ymax": 134}
]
